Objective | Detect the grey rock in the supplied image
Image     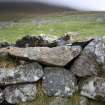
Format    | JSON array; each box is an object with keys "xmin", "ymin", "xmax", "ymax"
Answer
[
  {"xmin": 71, "ymin": 50, "xmax": 100, "ymax": 77},
  {"xmin": 0, "ymin": 68, "xmax": 6, "ymax": 83},
  {"xmin": 0, "ymin": 89, "xmax": 3, "ymax": 104},
  {"xmin": 14, "ymin": 62, "xmax": 43, "ymax": 83},
  {"xmin": 0, "ymin": 62, "xmax": 43, "ymax": 85},
  {"xmin": 0, "ymin": 46, "xmax": 81, "ymax": 66},
  {"xmin": 4, "ymin": 84, "xmax": 37, "ymax": 104},
  {"xmin": 42, "ymin": 67, "xmax": 76, "ymax": 97},
  {"xmin": 81, "ymin": 77, "xmax": 105, "ymax": 101},
  {"xmin": 84, "ymin": 37, "xmax": 105, "ymax": 69},
  {"xmin": 48, "ymin": 97, "xmax": 69, "ymax": 105},
  {"xmin": 56, "ymin": 34, "xmax": 70, "ymax": 46},
  {"xmin": 80, "ymin": 96, "xmax": 87, "ymax": 105}
]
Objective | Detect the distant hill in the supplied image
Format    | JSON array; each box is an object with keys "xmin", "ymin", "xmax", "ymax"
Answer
[{"xmin": 0, "ymin": 2, "xmax": 74, "ymax": 14}]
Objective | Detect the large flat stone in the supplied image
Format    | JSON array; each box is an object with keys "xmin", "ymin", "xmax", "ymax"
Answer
[{"xmin": 0, "ymin": 46, "xmax": 81, "ymax": 66}]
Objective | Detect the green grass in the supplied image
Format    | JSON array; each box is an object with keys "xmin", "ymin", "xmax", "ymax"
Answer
[{"xmin": 0, "ymin": 12, "xmax": 105, "ymax": 43}]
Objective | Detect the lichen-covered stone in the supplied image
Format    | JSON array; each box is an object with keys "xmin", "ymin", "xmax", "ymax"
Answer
[
  {"xmin": 0, "ymin": 46, "xmax": 81, "ymax": 66},
  {"xmin": 0, "ymin": 62, "xmax": 43, "ymax": 85},
  {"xmin": 70, "ymin": 50, "xmax": 100, "ymax": 77},
  {"xmin": 84, "ymin": 37, "xmax": 105, "ymax": 70},
  {"xmin": 42, "ymin": 67, "xmax": 76, "ymax": 97},
  {"xmin": 4, "ymin": 84, "xmax": 37, "ymax": 104},
  {"xmin": 81, "ymin": 77, "xmax": 105, "ymax": 101},
  {"xmin": 14, "ymin": 62, "xmax": 43, "ymax": 82}
]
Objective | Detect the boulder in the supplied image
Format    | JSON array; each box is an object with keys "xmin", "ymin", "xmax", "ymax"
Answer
[
  {"xmin": 70, "ymin": 50, "xmax": 100, "ymax": 77},
  {"xmin": 81, "ymin": 77, "xmax": 105, "ymax": 101},
  {"xmin": 14, "ymin": 62, "xmax": 44, "ymax": 83},
  {"xmin": 4, "ymin": 84, "xmax": 37, "ymax": 104},
  {"xmin": 84, "ymin": 37, "xmax": 105, "ymax": 70},
  {"xmin": 0, "ymin": 62, "xmax": 43, "ymax": 85},
  {"xmin": 42, "ymin": 67, "xmax": 76, "ymax": 97},
  {"xmin": 0, "ymin": 46, "xmax": 81, "ymax": 66}
]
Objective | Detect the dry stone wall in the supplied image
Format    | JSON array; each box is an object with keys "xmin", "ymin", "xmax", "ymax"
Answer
[{"xmin": 0, "ymin": 35, "xmax": 105, "ymax": 105}]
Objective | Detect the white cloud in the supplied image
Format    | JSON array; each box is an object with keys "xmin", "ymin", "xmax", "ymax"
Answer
[{"xmin": 0, "ymin": 0, "xmax": 105, "ymax": 11}]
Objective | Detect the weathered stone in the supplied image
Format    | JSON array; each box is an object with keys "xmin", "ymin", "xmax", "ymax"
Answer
[
  {"xmin": 4, "ymin": 84, "xmax": 37, "ymax": 104},
  {"xmin": 80, "ymin": 96, "xmax": 87, "ymax": 105},
  {"xmin": 0, "ymin": 46, "xmax": 81, "ymax": 66},
  {"xmin": 70, "ymin": 50, "xmax": 100, "ymax": 77},
  {"xmin": 0, "ymin": 89, "xmax": 3, "ymax": 104},
  {"xmin": 84, "ymin": 37, "xmax": 105, "ymax": 69},
  {"xmin": 42, "ymin": 67, "xmax": 76, "ymax": 97},
  {"xmin": 81, "ymin": 77, "xmax": 105, "ymax": 101},
  {"xmin": 14, "ymin": 62, "xmax": 43, "ymax": 83},
  {"xmin": 48, "ymin": 97, "xmax": 69, "ymax": 105},
  {"xmin": 0, "ymin": 62, "xmax": 43, "ymax": 85},
  {"xmin": 47, "ymin": 34, "xmax": 71, "ymax": 47},
  {"xmin": 56, "ymin": 34, "xmax": 70, "ymax": 46}
]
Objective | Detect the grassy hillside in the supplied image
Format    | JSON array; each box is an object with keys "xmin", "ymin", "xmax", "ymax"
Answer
[{"xmin": 0, "ymin": 12, "xmax": 105, "ymax": 43}]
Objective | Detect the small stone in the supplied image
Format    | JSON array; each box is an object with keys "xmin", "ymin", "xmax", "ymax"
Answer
[{"xmin": 80, "ymin": 96, "xmax": 87, "ymax": 105}]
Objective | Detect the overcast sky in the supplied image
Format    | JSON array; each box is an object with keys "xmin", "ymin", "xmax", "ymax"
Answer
[{"xmin": 0, "ymin": 0, "xmax": 105, "ymax": 11}]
